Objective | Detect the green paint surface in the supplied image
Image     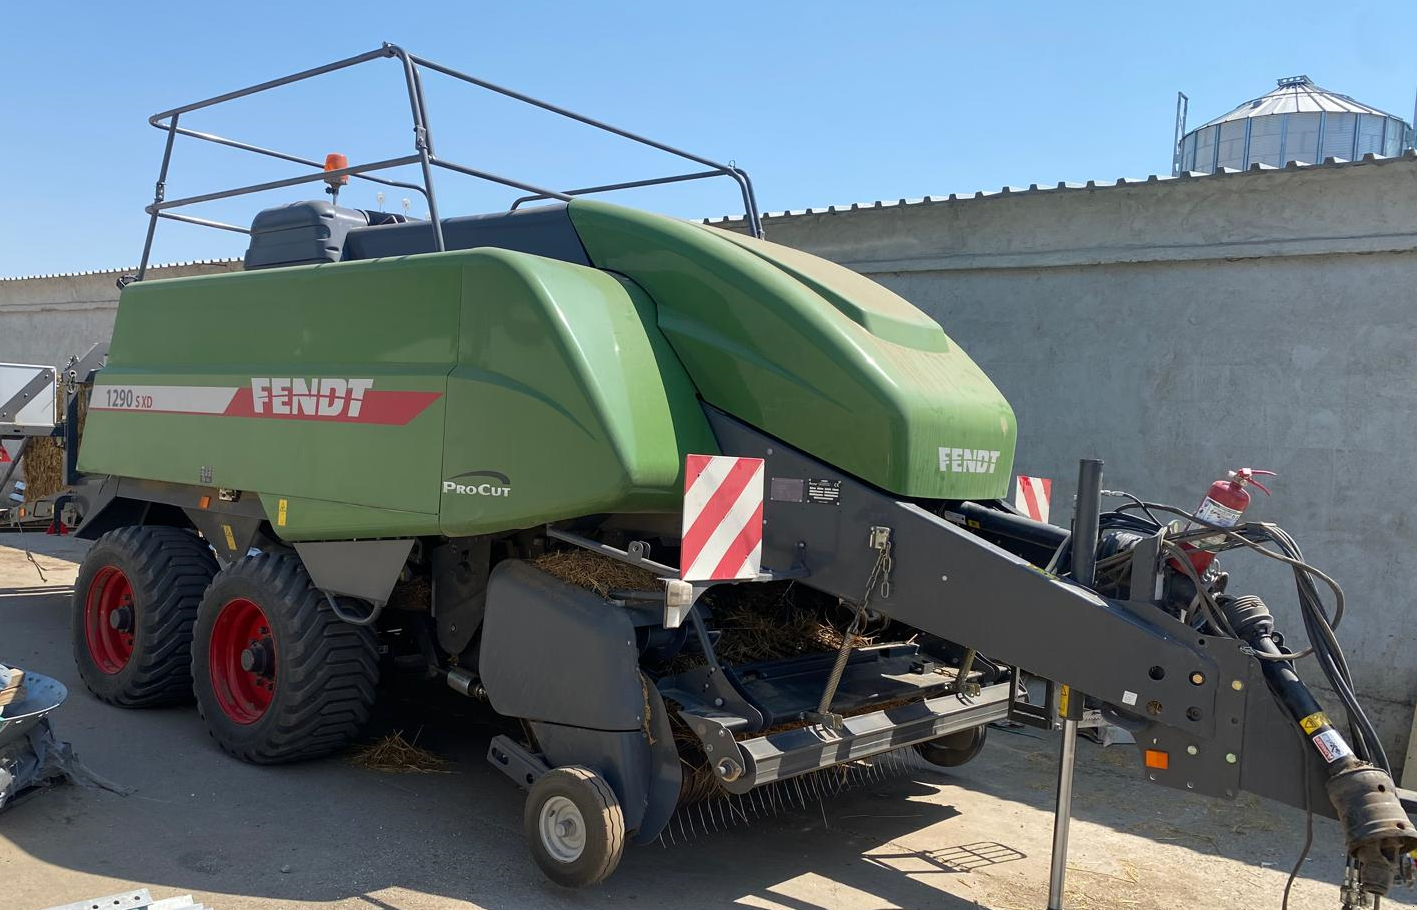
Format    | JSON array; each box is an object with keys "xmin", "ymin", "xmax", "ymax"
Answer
[
  {"xmin": 80, "ymin": 247, "xmax": 712, "ymax": 539},
  {"xmin": 567, "ymin": 201, "xmax": 1017, "ymax": 500},
  {"xmin": 437, "ymin": 250, "xmax": 715, "ymax": 536}
]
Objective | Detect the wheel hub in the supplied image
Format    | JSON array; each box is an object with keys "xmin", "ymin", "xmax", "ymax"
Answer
[
  {"xmin": 209, "ymin": 598, "xmax": 277, "ymax": 725},
  {"xmin": 84, "ymin": 565, "xmax": 136, "ymax": 674},
  {"xmin": 538, "ymin": 795, "xmax": 586, "ymax": 864},
  {"xmin": 239, "ymin": 638, "xmax": 274, "ymax": 676}
]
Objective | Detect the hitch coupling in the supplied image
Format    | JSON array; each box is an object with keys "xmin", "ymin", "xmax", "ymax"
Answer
[{"xmin": 1220, "ymin": 594, "xmax": 1417, "ymax": 895}]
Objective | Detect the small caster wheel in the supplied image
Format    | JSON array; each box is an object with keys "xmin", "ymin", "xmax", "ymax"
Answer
[
  {"xmin": 524, "ymin": 765, "xmax": 625, "ymax": 887},
  {"xmin": 915, "ymin": 724, "xmax": 988, "ymax": 768}
]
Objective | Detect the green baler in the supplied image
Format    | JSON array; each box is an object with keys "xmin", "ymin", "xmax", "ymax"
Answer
[
  {"xmin": 82, "ymin": 201, "xmax": 1015, "ymax": 539},
  {"xmin": 54, "ymin": 45, "xmax": 1417, "ymax": 897}
]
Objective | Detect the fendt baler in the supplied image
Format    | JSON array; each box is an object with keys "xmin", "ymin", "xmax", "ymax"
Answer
[{"xmin": 37, "ymin": 46, "xmax": 1416, "ymax": 900}]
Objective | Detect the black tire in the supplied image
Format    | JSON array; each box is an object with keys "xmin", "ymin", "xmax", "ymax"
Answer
[
  {"xmin": 915, "ymin": 724, "xmax": 989, "ymax": 768},
  {"xmin": 72, "ymin": 526, "xmax": 217, "ymax": 707},
  {"xmin": 524, "ymin": 766, "xmax": 625, "ymax": 888},
  {"xmin": 191, "ymin": 553, "xmax": 379, "ymax": 764}
]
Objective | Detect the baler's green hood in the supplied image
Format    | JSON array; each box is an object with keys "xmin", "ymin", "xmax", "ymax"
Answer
[{"xmin": 566, "ymin": 200, "xmax": 1017, "ymax": 501}]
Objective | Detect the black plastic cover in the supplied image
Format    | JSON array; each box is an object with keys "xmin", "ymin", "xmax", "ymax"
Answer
[
  {"xmin": 341, "ymin": 203, "xmax": 591, "ymax": 266},
  {"xmin": 244, "ymin": 201, "xmax": 408, "ymax": 270}
]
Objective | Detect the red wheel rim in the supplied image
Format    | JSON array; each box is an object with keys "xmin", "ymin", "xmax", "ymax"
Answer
[
  {"xmin": 84, "ymin": 565, "xmax": 136, "ymax": 674},
  {"xmin": 209, "ymin": 597, "xmax": 276, "ymax": 724}
]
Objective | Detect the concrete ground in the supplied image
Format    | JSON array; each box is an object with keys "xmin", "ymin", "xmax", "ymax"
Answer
[{"xmin": 0, "ymin": 532, "xmax": 1410, "ymax": 910}]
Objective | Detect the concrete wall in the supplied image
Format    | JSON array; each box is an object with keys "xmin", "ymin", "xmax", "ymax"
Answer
[
  {"xmin": 708, "ymin": 154, "xmax": 1417, "ymax": 772},
  {"xmin": 0, "ymin": 261, "xmax": 239, "ymax": 468},
  {"xmin": 0, "ymin": 261, "xmax": 240, "ymax": 366}
]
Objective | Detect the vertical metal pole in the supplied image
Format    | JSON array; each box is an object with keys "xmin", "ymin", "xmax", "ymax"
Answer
[
  {"xmin": 1047, "ymin": 713, "xmax": 1080, "ymax": 909},
  {"xmin": 1171, "ymin": 92, "xmax": 1189, "ymax": 177},
  {"xmin": 392, "ymin": 51, "xmax": 444, "ymax": 251},
  {"xmin": 1072, "ymin": 459, "xmax": 1102, "ymax": 589},
  {"xmin": 1047, "ymin": 458, "xmax": 1102, "ymax": 910},
  {"xmin": 137, "ymin": 114, "xmax": 181, "ymax": 281}
]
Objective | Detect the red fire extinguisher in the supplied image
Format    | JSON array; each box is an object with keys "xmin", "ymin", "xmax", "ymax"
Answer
[{"xmin": 1182, "ymin": 468, "xmax": 1276, "ymax": 573}]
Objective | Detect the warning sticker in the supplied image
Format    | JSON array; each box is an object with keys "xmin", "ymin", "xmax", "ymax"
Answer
[
  {"xmin": 1312, "ymin": 729, "xmax": 1354, "ymax": 763},
  {"xmin": 806, "ymin": 479, "xmax": 841, "ymax": 505},
  {"xmin": 1195, "ymin": 498, "xmax": 1243, "ymax": 527},
  {"xmin": 1299, "ymin": 711, "xmax": 1330, "ymax": 735}
]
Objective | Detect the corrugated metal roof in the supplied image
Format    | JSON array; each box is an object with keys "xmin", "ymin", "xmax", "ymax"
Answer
[
  {"xmin": 0, "ymin": 258, "xmax": 242, "ymax": 283},
  {"xmin": 1194, "ymin": 76, "xmax": 1403, "ymax": 131},
  {"xmin": 700, "ymin": 149, "xmax": 1417, "ymax": 228}
]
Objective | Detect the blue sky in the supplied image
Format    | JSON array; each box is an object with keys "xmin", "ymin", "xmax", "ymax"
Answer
[{"xmin": 2, "ymin": 1, "xmax": 1415, "ymax": 277}]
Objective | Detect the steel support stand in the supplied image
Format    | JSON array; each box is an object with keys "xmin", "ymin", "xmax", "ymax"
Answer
[
  {"xmin": 1046, "ymin": 458, "xmax": 1103, "ymax": 910},
  {"xmin": 1047, "ymin": 708, "xmax": 1080, "ymax": 909}
]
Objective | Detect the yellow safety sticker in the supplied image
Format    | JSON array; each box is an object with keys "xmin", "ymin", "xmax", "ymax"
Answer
[
  {"xmin": 277, "ymin": 498, "xmax": 288, "ymax": 527},
  {"xmin": 1299, "ymin": 711, "xmax": 1329, "ymax": 735},
  {"xmin": 221, "ymin": 524, "xmax": 236, "ymax": 552},
  {"xmin": 1058, "ymin": 684, "xmax": 1071, "ymax": 718}
]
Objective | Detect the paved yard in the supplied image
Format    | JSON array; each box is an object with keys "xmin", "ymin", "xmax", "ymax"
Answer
[{"xmin": 0, "ymin": 532, "xmax": 1406, "ymax": 910}]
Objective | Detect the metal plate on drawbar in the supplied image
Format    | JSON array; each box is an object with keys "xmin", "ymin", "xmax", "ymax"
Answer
[{"xmin": 1136, "ymin": 637, "xmax": 1250, "ymax": 801}]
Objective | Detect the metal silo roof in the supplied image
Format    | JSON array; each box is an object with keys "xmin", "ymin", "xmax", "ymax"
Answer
[{"xmin": 1197, "ymin": 75, "xmax": 1401, "ymax": 130}]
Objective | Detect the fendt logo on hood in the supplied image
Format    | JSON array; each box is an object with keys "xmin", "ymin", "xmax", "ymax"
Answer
[
  {"xmin": 939, "ymin": 447, "xmax": 1002, "ymax": 475},
  {"xmin": 443, "ymin": 470, "xmax": 513, "ymax": 498}
]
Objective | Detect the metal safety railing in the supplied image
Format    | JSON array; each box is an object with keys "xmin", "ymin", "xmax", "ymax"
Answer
[{"xmin": 136, "ymin": 42, "xmax": 763, "ymax": 279}]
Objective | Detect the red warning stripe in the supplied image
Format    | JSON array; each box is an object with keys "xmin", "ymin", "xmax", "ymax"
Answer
[
  {"xmin": 680, "ymin": 454, "xmax": 765, "ymax": 582},
  {"xmin": 680, "ymin": 457, "xmax": 760, "ymax": 569}
]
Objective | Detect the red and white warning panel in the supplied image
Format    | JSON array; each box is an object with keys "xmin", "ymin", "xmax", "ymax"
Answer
[
  {"xmin": 680, "ymin": 454, "xmax": 765, "ymax": 582},
  {"xmin": 1015, "ymin": 475, "xmax": 1053, "ymax": 524}
]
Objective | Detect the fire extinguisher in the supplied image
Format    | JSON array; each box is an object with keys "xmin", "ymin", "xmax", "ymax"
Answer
[{"xmin": 1182, "ymin": 468, "xmax": 1276, "ymax": 573}]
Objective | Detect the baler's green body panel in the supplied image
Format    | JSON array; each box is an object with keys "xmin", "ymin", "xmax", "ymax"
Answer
[
  {"xmin": 80, "ymin": 199, "xmax": 1016, "ymax": 540},
  {"xmin": 437, "ymin": 250, "xmax": 714, "ymax": 536},
  {"xmin": 567, "ymin": 201, "xmax": 1017, "ymax": 501},
  {"xmin": 80, "ymin": 258, "xmax": 460, "ymax": 538},
  {"xmin": 79, "ymin": 248, "xmax": 713, "ymax": 539}
]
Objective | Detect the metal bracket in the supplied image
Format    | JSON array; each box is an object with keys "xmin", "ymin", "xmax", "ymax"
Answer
[
  {"xmin": 487, "ymin": 734, "xmax": 550, "ymax": 790},
  {"xmin": 546, "ymin": 526, "xmax": 678, "ymax": 576},
  {"xmin": 1127, "ymin": 528, "xmax": 1166, "ymax": 601},
  {"xmin": 63, "ymin": 342, "xmax": 108, "ymax": 388},
  {"xmin": 1008, "ymin": 669, "xmax": 1059, "ymax": 730}
]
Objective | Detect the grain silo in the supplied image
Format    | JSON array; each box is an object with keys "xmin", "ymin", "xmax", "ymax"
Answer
[{"xmin": 1174, "ymin": 75, "xmax": 1412, "ymax": 175}]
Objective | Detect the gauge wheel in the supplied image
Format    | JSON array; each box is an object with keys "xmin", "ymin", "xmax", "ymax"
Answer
[
  {"xmin": 72, "ymin": 526, "xmax": 216, "ymax": 706},
  {"xmin": 524, "ymin": 765, "xmax": 625, "ymax": 887}
]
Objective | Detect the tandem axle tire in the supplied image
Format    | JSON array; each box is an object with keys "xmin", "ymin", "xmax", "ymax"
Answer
[
  {"xmin": 191, "ymin": 554, "xmax": 379, "ymax": 764},
  {"xmin": 524, "ymin": 766, "xmax": 625, "ymax": 887},
  {"xmin": 72, "ymin": 526, "xmax": 217, "ymax": 707},
  {"xmin": 915, "ymin": 724, "xmax": 989, "ymax": 768}
]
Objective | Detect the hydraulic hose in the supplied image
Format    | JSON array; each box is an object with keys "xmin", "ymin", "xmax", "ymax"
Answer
[{"xmin": 1219, "ymin": 594, "xmax": 1417, "ymax": 896}]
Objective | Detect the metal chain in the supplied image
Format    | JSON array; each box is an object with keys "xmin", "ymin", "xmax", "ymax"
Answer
[{"xmin": 815, "ymin": 530, "xmax": 893, "ymax": 718}]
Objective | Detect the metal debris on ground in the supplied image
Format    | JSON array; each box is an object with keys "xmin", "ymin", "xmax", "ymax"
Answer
[
  {"xmin": 39, "ymin": 888, "xmax": 207, "ymax": 910},
  {"xmin": 350, "ymin": 730, "xmax": 449, "ymax": 773},
  {"xmin": 1, "ymin": 671, "xmax": 133, "ymax": 811}
]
